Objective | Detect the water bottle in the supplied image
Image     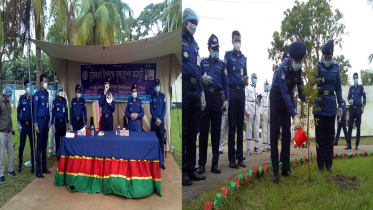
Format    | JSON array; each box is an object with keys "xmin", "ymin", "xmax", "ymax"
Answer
[
  {"xmin": 19, "ymin": 125, "xmax": 22, "ymax": 133},
  {"xmin": 90, "ymin": 124, "xmax": 95, "ymax": 136},
  {"xmin": 116, "ymin": 125, "xmax": 120, "ymax": 135}
]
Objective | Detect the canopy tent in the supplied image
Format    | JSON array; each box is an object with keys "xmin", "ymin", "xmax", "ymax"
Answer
[{"xmin": 31, "ymin": 29, "xmax": 181, "ymax": 151}]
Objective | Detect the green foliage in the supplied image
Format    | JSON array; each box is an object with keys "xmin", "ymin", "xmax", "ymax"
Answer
[
  {"xmin": 162, "ymin": 0, "xmax": 181, "ymax": 33},
  {"xmin": 334, "ymin": 55, "xmax": 351, "ymax": 85},
  {"xmin": 135, "ymin": 3, "xmax": 165, "ymax": 39},
  {"xmin": 360, "ymin": 69, "xmax": 373, "ymax": 85}
]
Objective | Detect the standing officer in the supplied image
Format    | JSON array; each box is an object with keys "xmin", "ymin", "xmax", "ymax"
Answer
[
  {"xmin": 260, "ymin": 80, "xmax": 271, "ymax": 152},
  {"xmin": 197, "ymin": 34, "xmax": 229, "ymax": 175},
  {"xmin": 270, "ymin": 42, "xmax": 307, "ymax": 183},
  {"xmin": 125, "ymin": 84, "xmax": 144, "ymax": 131},
  {"xmin": 334, "ymin": 99, "xmax": 348, "ymax": 146},
  {"xmin": 51, "ymin": 85, "xmax": 69, "ymax": 161},
  {"xmin": 17, "ymin": 80, "xmax": 35, "ymax": 173},
  {"xmin": 245, "ymin": 73, "xmax": 261, "ymax": 155},
  {"xmin": 346, "ymin": 72, "xmax": 366, "ymax": 150},
  {"xmin": 219, "ymin": 93, "xmax": 228, "ymax": 154},
  {"xmin": 48, "ymin": 83, "xmax": 57, "ymax": 157},
  {"xmin": 34, "ymin": 74, "xmax": 51, "ymax": 178},
  {"xmin": 0, "ymin": 86, "xmax": 17, "ymax": 183},
  {"xmin": 313, "ymin": 40, "xmax": 343, "ymax": 173},
  {"xmin": 150, "ymin": 79, "xmax": 166, "ymax": 169},
  {"xmin": 70, "ymin": 84, "xmax": 87, "ymax": 131},
  {"xmin": 99, "ymin": 78, "xmax": 115, "ymax": 131},
  {"xmin": 181, "ymin": 8, "xmax": 206, "ymax": 186},
  {"xmin": 225, "ymin": 30, "xmax": 249, "ymax": 169}
]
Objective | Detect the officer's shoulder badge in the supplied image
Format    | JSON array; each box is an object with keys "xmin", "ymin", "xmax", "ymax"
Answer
[
  {"xmin": 182, "ymin": 42, "xmax": 188, "ymax": 47},
  {"xmin": 281, "ymin": 73, "xmax": 285, "ymax": 80},
  {"xmin": 183, "ymin": 51, "xmax": 188, "ymax": 58},
  {"xmin": 225, "ymin": 69, "xmax": 228, "ymax": 75}
]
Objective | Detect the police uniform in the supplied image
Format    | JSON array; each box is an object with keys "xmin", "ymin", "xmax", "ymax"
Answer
[
  {"xmin": 182, "ymin": 29, "xmax": 204, "ymax": 177},
  {"xmin": 197, "ymin": 34, "xmax": 230, "ymax": 173},
  {"xmin": 99, "ymin": 81, "xmax": 115, "ymax": 131},
  {"xmin": 334, "ymin": 99, "xmax": 348, "ymax": 145},
  {"xmin": 125, "ymin": 84, "xmax": 144, "ymax": 131},
  {"xmin": 150, "ymin": 80, "xmax": 166, "ymax": 165},
  {"xmin": 245, "ymin": 75, "xmax": 261, "ymax": 154},
  {"xmin": 34, "ymin": 86, "xmax": 50, "ymax": 175},
  {"xmin": 16, "ymin": 81, "xmax": 35, "ymax": 172},
  {"xmin": 270, "ymin": 42, "xmax": 306, "ymax": 181},
  {"xmin": 51, "ymin": 86, "xmax": 69, "ymax": 161},
  {"xmin": 70, "ymin": 84, "xmax": 87, "ymax": 131},
  {"xmin": 313, "ymin": 40, "xmax": 343, "ymax": 171},
  {"xmin": 346, "ymin": 73, "xmax": 366, "ymax": 149},
  {"xmin": 224, "ymin": 48, "xmax": 247, "ymax": 166}
]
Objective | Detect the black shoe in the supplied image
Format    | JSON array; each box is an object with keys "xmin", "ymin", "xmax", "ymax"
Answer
[
  {"xmin": 282, "ymin": 171, "xmax": 296, "ymax": 177},
  {"xmin": 42, "ymin": 169, "xmax": 51, "ymax": 174},
  {"xmin": 211, "ymin": 166, "xmax": 221, "ymax": 174},
  {"xmin": 334, "ymin": 142, "xmax": 338, "ymax": 146},
  {"xmin": 197, "ymin": 165, "xmax": 205, "ymax": 174},
  {"xmin": 355, "ymin": 146, "xmax": 358, "ymax": 150},
  {"xmin": 319, "ymin": 169, "xmax": 324, "ymax": 173},
  {"xmin": 182, "ymin": 171, "xmax": 192, "ymax": 186},
  {"xmin": 345, "ymin": 145, "xmax": 352, "ymax": 150},
  {"xmin": 161, "ymin": 165, "xmax": 166, "ymax": 170},
  {"xmin": 238, "ymin": 161, "xmax": 246, "ymax": 167},
  {"xmin": 236, "ymin": 156, "xmax": 246, "ymax": 160},
  {"xmin": 18, "ymin": 167, "xmax": 21, "ymax": 172},
  {"xmin": 189, "ymin": 170, "xmax": 206, "ymax": 181},
  {"xmin": 273, "ymin": 171, "xmax": 279, "ymax": 183},
  {"xmin": 294, "ymin": 144, "xmax": 297, "ymax": 148},
  {"xmin": 219, "ymin": 151, "xmax": 223, "ymax": 154},
  {"xmin": 229, "ymin": 162, "xmax": 239, "ymax": 169},
  {"xmin": 326, "ymin": 168, "xmax": 332, "ymax": 173},
  {"xmin": 36, "ymin": 173, "xmax": 44, "ymax": 178}
]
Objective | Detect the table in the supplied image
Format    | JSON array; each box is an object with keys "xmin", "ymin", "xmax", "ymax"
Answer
[{"xmin": 54, "ymin": 131, "xmax": 162, "ymax": 198}]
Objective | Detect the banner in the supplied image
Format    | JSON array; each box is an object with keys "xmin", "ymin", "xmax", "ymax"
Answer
[{"xmin": 80, "ymin": 63, "xmax": 157, "ymax": 102}]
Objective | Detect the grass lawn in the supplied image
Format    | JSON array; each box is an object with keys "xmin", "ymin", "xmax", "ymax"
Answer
[
  {"xmin": 0, "ymin": 108, "xmax": 57, "ymax": 207},
  {"xmin": 171, "ymin": 108, "xmax": 182, "ymax": 171},
  {"xmin": 183, "ymin": 156, "xmax": 373, "ymax": 210}
]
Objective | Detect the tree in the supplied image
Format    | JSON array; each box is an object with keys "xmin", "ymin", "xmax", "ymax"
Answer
[
  {"xmin": 334, "ymin": 55, "xmax": 351, "ymax": 85},
  {"xmin": 135, "ymin": 3, "xmax": 165, "ymax": 39},
  {"xmin": 162, "ymin": 0, "xmax": 181, "ymax": 33},
  {"xmin": 360, "ymin": 69, "xmax": 373, "ymax": 85}
]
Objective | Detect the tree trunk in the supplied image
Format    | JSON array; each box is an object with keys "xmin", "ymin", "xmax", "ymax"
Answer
[{"xmin": 35, "ymin": 24, "xmax": 42, "ymax": 88}]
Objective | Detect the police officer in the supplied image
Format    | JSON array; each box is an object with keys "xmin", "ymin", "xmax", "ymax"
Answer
[
  {"xmin": 260, "ymin": 80, "xmax": 270, "ymax": 152},
  {"xmin": 150, "ymin": 79, "xmax": 166, "ymax": 169},
  {"xmin": 334, "ymin": 99, "xmax": 348, "ymax": 146},
  {"xmin": 225, "ymin": 30, "xmax": 248, "ymax": 169},
  {"xmin": 70, "ymin": 84, "xmax": 87, "ymax": 131},
  {"xmin": 17, "ymin": 80, "xmax": 35, "ymax": 173},
  {"xmin": 48, "ymin": 82, "xmax": 57, "ymax": 157},
  {"xmin": 270, "ymin": 42, "xmax": 307, "ymax": 183},
  {"xmin": 125, "ymin": 84, "xmax": 144, "ymax": 131},
  {"xmin": 197, "ymin": 34, "xmax": 229, "ymax": 175},
  {"xmin": 245, "ymin": 73, "xmax": 261, "ymax": 155},
  {"xmin": 346, "ymin": 72, "xmax": 367, "ymax": 150},
  {"xmin": 181, "ymin": 8, "xmax": 206, "ymax": 186},
  {"xmin": 313, "ymin": 40, "xmax": 343, "ymax": 173},
  {"xmin": 51, "ymin": 85, "xmax": 69, "ymax": 161},
  {"xmin": 99, "ymin": 78, "xmax": 115, "ymax": 131},
  {"xmin": 34, "ymin": 74, "xmax": 52, "ymax": 178},
  {"xmin": 219, "ymin": 93, "xmax": 228, "ymax": 154}
]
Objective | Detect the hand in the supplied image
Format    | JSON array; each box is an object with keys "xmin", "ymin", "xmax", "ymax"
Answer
[
  {"xmin": 2, "ymin": 133, "xmax": 8, "ymax": 136},
  {"xmin": 349, "ymin": 100, "xmax": 353, "ymax": 105},
  {"xmin": 131, "ymin": 113, "xmax": 135, "ymax": 120},
  {"xmin": 223, "ymin": 101, "xmax": 229, "ymax": 114},
  {"xmin": 362, "ymin": 107, "xmax": 364, "ymax": 114},
  {"xmin": 70, "ymin": 125, "xmax": 73, "ymax": 131},
  {"xmin": 244, "ymin": 110, "xmax": 249, "ymax": 117},
  {"xmin": 34, "ymin": 125, "xmax": 39, "ymax": 132},
  {"xmin": 338, "ymin": 118, "xmax": 341, "ymax": 124},
  {"xmin": 293, "ymin": 115, "xmax": 301, "ymax": 130},
  {"xmin": 241, "ymin": 76, "xmax": 249, "ymax": 86},
  {"xmin": 52, "ymin": 126, "xmax": 55, "ymax": 133},
  {"xmin": 201, "ymin": 97, "xmax": 206, "ymax": 111},
  {"xmin": 260, "ymin": 115, "xmax": 263, "ymax": 121},
  {"xmin": 17, "ymin": 124, "xmax": 21, "ymax": 131},
  {"xmin": 338, "ymin": 108, "xmax": 342, "ymax": 116},
  {"xmin": 202, "ymin": 73, "xmax": 212, "ymax": 86},
  {"xmin": 104, "ymin": 87, "xmax": 108, "ymax": 95},
  {"xmin": 48, "ymin": 123, "xmax": 51, "ymax": 129},
  {"xmin": 135, "ymin": 113, "xmax": 138, "ymax": 119}
]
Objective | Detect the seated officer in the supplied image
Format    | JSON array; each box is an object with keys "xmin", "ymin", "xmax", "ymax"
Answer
[
  {"xmin": 150, "ymin": 79, "xmax": 166, "ymax": 169},
  {"xmin": 125, "ymin": 84, "xmax": 144, "ymax": 131},
  {"xmin": 70, "ymin": 84, "xmax": 87, "ymax": 131}
]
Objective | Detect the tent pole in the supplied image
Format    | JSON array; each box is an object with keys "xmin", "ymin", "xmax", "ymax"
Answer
[{"xmin": 28, "ymin": 38, "xmax": 37, "ymax": 177}]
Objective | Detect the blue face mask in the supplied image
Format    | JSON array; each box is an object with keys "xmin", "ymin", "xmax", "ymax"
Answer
[
  {"xmin": 269, "ymin": 85, "xmax": 272, "ymax": 91},
  {"xmin": 26, "ymin": 87, "xmax": 30, "ymax": 94},
  {"xmin": 354, "ymin": 79, "xmax": 358, "ymax": 84},
  {"xmin": 155, "ymin": 86, "xmax": 160, "ymax": 93},
  {"xmin": 252, "ymin": 78, "xmax": 257, "ymax": 84},
  {"xmin": 132, "ymin": 92, "xmax": 137, "ymax": 98},
  {"xmin": 264, "ymin": 85, "xmax": 269, "ymax": 90},
  {"xmin": 210, "ymin": 50, "xmax": 219, "ymax": 60},
  {"xmin": 292, "ymin": 61, "xmax": 301, "ymax": 71},
  {"xmin": 7, "ymin": 96, "xmax": 12, "ymax": 101},
  {"xmin": 323, "ymin": 60, "xmax": 332, "ymax": 67},
  {"xmin": 77, "ymin": 93, "xmax": 82, "ymax": 98}
]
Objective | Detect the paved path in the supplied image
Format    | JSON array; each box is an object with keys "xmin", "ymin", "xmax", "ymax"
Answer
[{"xmin": 1, "ymin": 152, "xmax": 181, "ymax": 210}]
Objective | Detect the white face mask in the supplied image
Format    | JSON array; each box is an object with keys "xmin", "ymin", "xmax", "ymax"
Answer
[
  {"xmin": 42, "ymin": 82, "xmax": 48, "ymax": 89},
  {"xmin": 58, "ymin": 91, "xmax": 63, "ymax": 97},
  {"xmin": 186, "ymin": 22, "xmax": 197, "ymax": 35},
  {"xmin": 234, "ymin": 42, "xmax": 241, "ymax": 52}
]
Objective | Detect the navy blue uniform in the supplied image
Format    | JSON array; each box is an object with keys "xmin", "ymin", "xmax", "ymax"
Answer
[
  {"xmin": 98, "ymin": 93, "xmax": 115, "ymax": 131},
  {"xmin": 270, "ymin": 58, "xmax": 306, "ymax": 174},
  {"xmin": 313, "ymin": 61, "xmax": 342, "ymax": 170},
  {"xmin": 182, "ymin": 30, "xmax": 203, "ymax": 173},
  {"xmin": 125, "ymin": 98, "xmax": 144, "ymax": 131},
  {"xmin": 70, "ymin": 97, "xmax": 87, "ymax": 130},
  {"xmin": 347, "ymin": 84, "xmax": 366, "ymax": 147},
  {"xmin": 33, "ymin": 88, "xmax": 50, "ymax": 173},
  {"xmin": 198, "ymin": 57, "xmax": 229, "ymax": 167},
  {"xmin": 150, "ymin": 92, "xmax": 166, "ymax": 163},
  {"xmin": 17, "ymin": 94, "xmax": 35, "ymax": 169},
  {"xmin": 51, "ymin": 97, "xmax": 69, "ymax": 160},
  {"xmin": 224, "ymin": 49, "xmax": 247, "ymax": 163},
  {"xmin": 335, "ymin": 99, "xmax": 348, "ymax": 145}
]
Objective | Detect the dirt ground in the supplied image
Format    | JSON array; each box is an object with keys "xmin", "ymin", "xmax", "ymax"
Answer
[
  {"xmin": 325, "ymin": 174, "xmax": 358, "ymax": 191},
  {"xmin": 182, "ymin": 138, "xmax": 373, "ymax": 205}
]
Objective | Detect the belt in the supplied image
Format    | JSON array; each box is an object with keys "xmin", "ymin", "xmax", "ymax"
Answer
[
  {"xmin": 204, "ymin": 87, "xmax": 221, "ymax": 93},
  {"xmin": 318, "ymin": 90, "xmax": 335, "ymax": 95},
  {"xmin": 73, "ymin": 116, "xmax": 83, "ymax": 120},
  {"xmin": 352, "ymin": 105, "xmax": 362, "ymax": 109},
  {"xmin": 102, "ymin": 113, "xmax": 113, "ymax": 118},
  {"xmin": 230, "ymin": 85, "xmax": 244, "ymax": 91},
  {"xmin": 263, "ymin": 106, "xmax": 268, "ymax": 108},
  {"xmin": 249, "ymin": 100, "xmax": 256, "ymax": 103},
  {"xmin": 183, "ymin": 74, "xmax": 197, "ymax": 84},
  {"xmin": 20, "ymin": 120, "xmax": 31, "ymax": 125},
  {"xmin": 56, "ymin": 118, "xmax": 66, "ymax": 123},
  {"xmin": 38, "ymin": 116, "xmax": 48, "ymax": 120}
]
